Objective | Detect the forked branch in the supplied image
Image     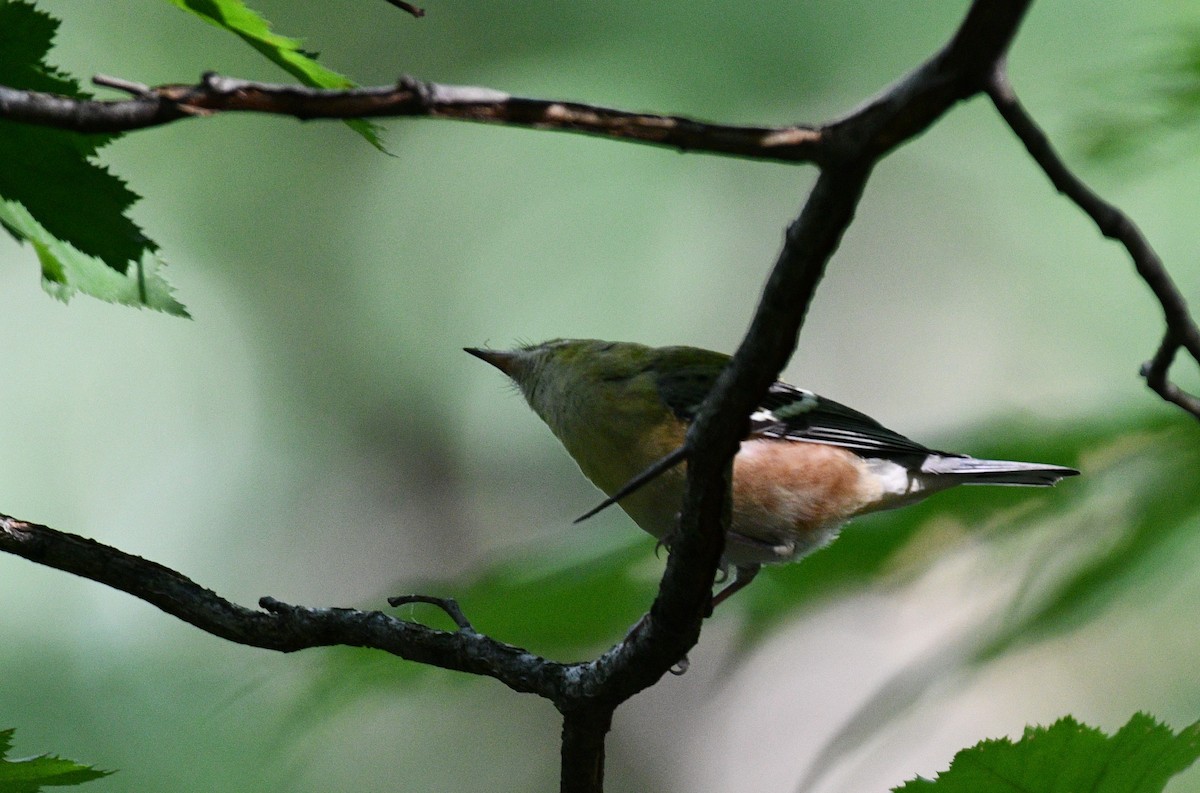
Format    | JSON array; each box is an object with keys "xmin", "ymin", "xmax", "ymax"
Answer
[
  {"xmin": 3, "ymin": 1, "xmax": 1199, "ymax": 790},
  {"xmin": 987, "ymin": 64, "xmax": 1200, "ymax": 419}
]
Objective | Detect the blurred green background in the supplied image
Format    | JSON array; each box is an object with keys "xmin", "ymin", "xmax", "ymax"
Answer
[{"xmin": 2, "ymin": 1, "xmax": 1200, "ymax": 790}]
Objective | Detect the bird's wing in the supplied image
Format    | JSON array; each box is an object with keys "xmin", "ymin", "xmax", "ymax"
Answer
[
  {"xmin": 652, "ymin": 353, "xmax": 943, "ymax": 461},
  {"xmin": 751, "ymin": 382, "xmax": 939, "ymax": 458}
]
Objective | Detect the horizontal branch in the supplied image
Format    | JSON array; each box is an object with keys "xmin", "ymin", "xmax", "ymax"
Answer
[
  {"xmin": 0, "ymin": 513, "xmax": 572, "ymax": 699},
  {"xmin": 0, "ymin": 74, "xmax": 826, "ymax": 164},
  {"xmin": 986, "ymin": 65, "xmax": 1200, "ymax": 419}
]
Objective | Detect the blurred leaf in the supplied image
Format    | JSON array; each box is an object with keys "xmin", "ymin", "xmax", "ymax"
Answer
[
  {"xmin": 973, "ymin": 421, "xmax": 1200, "ymax": 662},
  {"xmin": 303, "ymin": 537, "xmax": 655, "ymax": 707},
  {"xmin": 736, "ymin": 415, "xmax": 1200, "ymax": 658},
  {"xmin": 0, "ymin": 1, "xmax": 186, "ymax": 314},
  {"xmin": 733, "ymin": 414, "xmax": 1105, "ymax": 648},
  {"xmin": 795, "ymin": 416, "xmax": 1200, "ymax": 793},
  {"xmin": 163, "ymin": 0, "xmax": 385, "ymax": 149},
  {"xmin": 0, "ymin": 728, "xmax": 111, "ymax": 791},
  {"xmin": 402, "ymin": 538, "xmax": 654, "ymax": 658},
  {"xmin": 307, "ymin": 413, "xmax": 1200, "ymax": 727},
  {"xmin": 893, "ymin": 713, "xmax": 1200, "ymax": 793},
  {"xmin": 1078, "ymin": 27, "xmax": 1200, "ymax": 163}
]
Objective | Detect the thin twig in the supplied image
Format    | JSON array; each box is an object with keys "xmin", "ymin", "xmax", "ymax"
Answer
[
  {"xmin": 0, "ymin": 76, "xmax": 827, "ymax": 163},
  {"xmin": 382, "ymin": 0, "xmax": 425, "ymax": 18},
  {"xmin": 387, "ymin": 594, "xmax": 475, "ymax": 631},
  {"xmin": 92, "ymin": 74, "xmax": 153, "ymax": 98},
  {"xmin": 581, "ymin": 0, "xmax": 1035, "ymax": 712},
  {"xmin": 573, "ymin": 445, "xmax": 689, "ymax": 524},
  {"xmin": 986, "ymin": 63, "xmax": 1200, "ymax": 420},
  {"xmin": 7, "ymin": 3, "xmax": 1152, "ymax": 790}
]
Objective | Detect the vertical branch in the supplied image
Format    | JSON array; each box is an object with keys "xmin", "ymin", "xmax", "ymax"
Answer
[{"xmin": 559, "ymin": 706, "xmax": 614, "ymax": 793}]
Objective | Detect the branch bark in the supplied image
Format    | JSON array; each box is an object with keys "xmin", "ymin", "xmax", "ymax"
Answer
[
  {"xmin": 0, "ymin": 75, "xmax": 826, "ymax": 163},
  {"xmin": 0, "ymin": 515, "xmax": 571, "ymax": 697},
  {"xmin": 4, "ymin": 1, "xmax": 1198, "ymax": 790},
  {"xmin": 986, "ymin": 64, "xmax": 1200, "ymax": 418}
]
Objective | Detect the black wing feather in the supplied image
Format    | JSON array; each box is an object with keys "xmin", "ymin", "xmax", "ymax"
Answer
[
  {"xmin": 652, "ymin": 352, "xmax": 944, "ymax": 461},
  {"xmin": 754, "ymin": 382, "xmax": 942, "ymax": 459}
]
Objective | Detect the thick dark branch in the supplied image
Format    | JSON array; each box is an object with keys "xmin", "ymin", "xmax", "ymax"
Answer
[
  {"xmin": 580, "ymin": 0, "xmax": 1034, "ymax": 708},
  {"xmin": 0, "ymin": 514, "xmax": 570, "ymax": 698},
  {"xmin": 559, "ymin": 707, "xmax": 612, "ymax": 793},
  {"xmin": 986, "ymin": 65, "xmax": 1200, "ymax": 419},
  {"xmin": 820, "ymin": 0, "xmax": 1032, "ymax": 161},
  {"xmin": 0, "ymin": 75, "xmax": 825, "ymax": 163}
]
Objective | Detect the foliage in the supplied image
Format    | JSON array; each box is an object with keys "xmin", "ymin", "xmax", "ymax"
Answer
[
  {"xmin": 894, "ymin": 714, "xmax": 1200, "ymax": 793},
  {"xmin": 162, "ymin": 0, "xmax": 384, "ymax": 148},
  {"xmin": 0, "ymin": 0, "xmax": 380, "ymax": 316},
  {"xmin": 2, "ymin": 1, "xmax": 1199, "ymax": 791},
  {"xmin": 0, "ymin": 729, "xmax": 110, "ymax": 792},
  {"xmin": 1079, "ymin": 29, "xmax": 1200, "ymax": 163},
  {"xmin": 0, "ymin": 1, "xmax": 185, "ymax": 314},
  {"xmin": 310, "ymin": 414, "xmax": 1194, "ymax": 671}
]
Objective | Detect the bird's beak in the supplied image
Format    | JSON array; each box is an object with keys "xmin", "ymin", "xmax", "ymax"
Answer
[{"xmin": 464, "ymin": 347, "xmax": 520, "ymax": 376}]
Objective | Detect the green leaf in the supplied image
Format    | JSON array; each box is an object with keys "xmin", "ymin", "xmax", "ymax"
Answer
[
  {"xmin": 893, "ymin": 713, "xmax": 1200, "ymax": 793},
  {"xmin": 163, "ymin": 0, "xmax": 385, "ymax": 149},
  {"xmin": 972, "ymin": 422, "xmax": 1200, "ymax": 662},
  {"xmin": 0, "ymin": 0, "xmax": 187, "ymax": 315},
  {"xmin": 0, "ymin": 727, "xmax": 111, "ymax": 791},
  {"xmin": 304, "ymin": 410, "xmax": 1200, "ymax": 753},
  {"xmin": 1077, "ymin": 28, "xmax": 1200, "ymax": 164},
  {"xmin": 0, "ymin": 199, "xmax": 188, "ymax": 316}
]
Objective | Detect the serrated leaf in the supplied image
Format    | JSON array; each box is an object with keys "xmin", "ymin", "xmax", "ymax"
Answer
[
  {"xmin": 0, "ymin": 727, "xmax": 111, "ymax": 791},
  {"xmin": 893, "ymin": 713, "xmax": 1200, "ymax": 793},
  {"xmin": 0, "ymin": 199, "xmax": 188, "ymax": 316},
  {"xmin": 163, "ymin": 0, "xmax": 385, "ymax": 149},
  {"xmin": 0, "ymin": 0, "xmax": 187, "ymax": 315}
]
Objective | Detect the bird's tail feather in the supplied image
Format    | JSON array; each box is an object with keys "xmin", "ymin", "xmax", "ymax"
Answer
[{"xmin": 921, "ymin": 456, "xmax": 1079, "ymax": 486}]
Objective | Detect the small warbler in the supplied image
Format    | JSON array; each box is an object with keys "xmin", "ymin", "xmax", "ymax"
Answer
[{"xmin": 467, "ymin": 339, "xmax": 1078, "ymax": 605}]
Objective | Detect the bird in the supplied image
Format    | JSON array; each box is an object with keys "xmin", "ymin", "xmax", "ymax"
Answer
[{"xmin": 466, "ymin": 339, "xmax": 1079, "ymax": 606}]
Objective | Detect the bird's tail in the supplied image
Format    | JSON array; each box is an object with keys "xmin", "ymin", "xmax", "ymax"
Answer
[{"xmin": 921, "ymin": 455, "xmax": 1079, "ymax": 486}]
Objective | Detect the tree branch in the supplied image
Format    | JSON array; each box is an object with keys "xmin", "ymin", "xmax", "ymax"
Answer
[
  {"xmin": 382, "ymin": 0, "xmax": 426, "ymax": 18},
  {"xmin": 569, "ymin": 0, "xmax": 1036, "ymax": 715},
  {"xmin": 0, "ymin": 514, "xmax": 571, "ymax": 698},
  {"xmin": 10, "ymin": 1, "xmax": 1198, "ymax": 789},
  {"xmin": 0, "ymin": 74, "xmax": 826, "ymax": 163},
  {"xmin": 559, "ymin": 707, "xmax": 612, "ymax": 793},
  {"xmin": 986, "ymin": 63, "xmax": 1200, "ymax": 419}
]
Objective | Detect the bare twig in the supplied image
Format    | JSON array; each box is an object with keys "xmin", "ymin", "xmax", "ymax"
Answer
[
  {"xmin": 20, "ymin": 2, "xmax": 1198, "ymax": 790},
  {"xmin": 986, "ymin": 63, "xmax": 1200, "ymax": 419},
  {"xmin": 574, "ymin": 1, "xmax": 1035, "ymax": 719},
  {"xmin": 574, "ymin": 445, "xmax": 689, "ymax": 524},
  {"xmin": 560, "ymin": 708, "xmax": 612, "ymax": 793},
  {"xmin": 0, "ymin": 76, "xmax": 826, "ymax": 162},
  {"xmin": 387, "ymin": 594, "xmax": 475, "ymax": 631},
  {"xmin": 1, "ymin": 4, "xmax": 1040, "ymax": 790},
  {"xmin": 92, "ymin": 74, "xmax": 153, "ymax": 98},
  {"xmin": 382, "ymin": 0, "xmax": 425, "ymax": 18}
]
